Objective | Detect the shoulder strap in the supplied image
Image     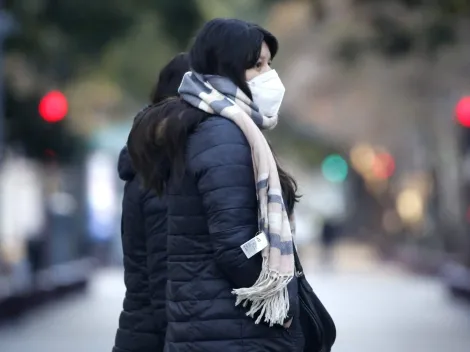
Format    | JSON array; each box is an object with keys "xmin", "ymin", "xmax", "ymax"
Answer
[{"xmin": 293, "ymin": 245, "xmax": 305, "ymax": 276}]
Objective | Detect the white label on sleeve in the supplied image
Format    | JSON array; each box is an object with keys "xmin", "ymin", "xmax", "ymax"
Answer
[{"xmin": 240, "ymin": 232, "xmax": 269, "ymax": 259}]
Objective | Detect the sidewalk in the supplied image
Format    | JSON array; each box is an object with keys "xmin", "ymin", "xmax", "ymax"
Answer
[{"xmin": 2, "ymin": 260, "xmax": 470, "ymax": 352}]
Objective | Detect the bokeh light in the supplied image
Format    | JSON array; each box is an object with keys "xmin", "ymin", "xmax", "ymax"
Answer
[
  {"xmin": 321, "ymin": 154, "xmax": 348, "ymax": 183},
  {"xmin": 372, "ymin": 152, "xmax": 395, "ymax": 179},
  {"xmin": 396, "ymin": 189, "xmax": 424, "ymax": 224},
  {"xmin": 39, "ymin": 91, "xmax": 68, "ymax": 123},
  {"xmin": 455, "ymin": 96, "xmax": 470, "ymax": 127},
  {"xmin": 350, "ymin": 143, "xmax": 375, "ymax": 174}
]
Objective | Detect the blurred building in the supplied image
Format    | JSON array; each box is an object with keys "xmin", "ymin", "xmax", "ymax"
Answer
[{"xmin": 267, "ymin": 0, "xmax": 470, "ymax": 295}]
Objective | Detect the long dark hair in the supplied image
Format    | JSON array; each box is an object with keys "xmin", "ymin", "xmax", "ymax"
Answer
[{"xmin": 129, "ymin": 19, "xmax": 300, "ymax": 214}]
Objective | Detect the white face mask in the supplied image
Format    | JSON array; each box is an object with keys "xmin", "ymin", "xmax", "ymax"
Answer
[{"xmin": 247, "ymin": 69, "xmax": 286, "ymax": 117}]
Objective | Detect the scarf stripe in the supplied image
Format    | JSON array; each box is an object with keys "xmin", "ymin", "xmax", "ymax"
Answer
[{"xmin": 179, "ymin": 71, "xmax": 295, "ymax": 326}]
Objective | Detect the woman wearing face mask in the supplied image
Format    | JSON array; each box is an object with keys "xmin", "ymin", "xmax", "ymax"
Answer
[
  {"xmin": 113, "ymin": 53, "xmax": 189, "ymax": 352},
  {"xmin": 128, "ymin": 18, "xmax": 304, "ymax": 351}
]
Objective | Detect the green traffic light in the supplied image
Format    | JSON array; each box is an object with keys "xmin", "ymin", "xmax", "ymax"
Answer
[{"xmin": 321, "ymin": 154, "xmax": 348, "ymax": 183}]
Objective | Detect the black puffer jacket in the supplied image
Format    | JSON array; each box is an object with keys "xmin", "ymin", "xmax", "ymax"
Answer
[
  {"xmin": 113, "ymin": 147, "xmax": 167, "ymax": 352},
  {"xmin": 165, "ymin": 115, "xmax": 304, "ymax": 352}
]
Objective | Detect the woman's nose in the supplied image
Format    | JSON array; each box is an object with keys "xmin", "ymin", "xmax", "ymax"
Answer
[{"xmin": 261, "ymin": 66, "xmax": 272, "ymax": 74}]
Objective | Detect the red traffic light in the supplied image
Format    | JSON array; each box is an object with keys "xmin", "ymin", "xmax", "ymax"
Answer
[
  {"xmin": 455, "ymin": 96, "xmax": 470, "ymax": 127},
  {"xmin": 39, "ymin": 91, "xmax": 68, "ymax": 123}
]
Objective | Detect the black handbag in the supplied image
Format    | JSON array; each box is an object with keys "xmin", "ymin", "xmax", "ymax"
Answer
[{"xmin": 294, "ymin": 247, "xmax": 336, "ymax": 352}]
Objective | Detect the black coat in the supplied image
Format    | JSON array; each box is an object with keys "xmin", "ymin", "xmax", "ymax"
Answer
[
  {"xmin": 113, "ymin": 147, "xmax": 167, "ymax": 352},
  {"xmin": 165, "ymin": 115, "xmax": 304, "ymax": 351}
]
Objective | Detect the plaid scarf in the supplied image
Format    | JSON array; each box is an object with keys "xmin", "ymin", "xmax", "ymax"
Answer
[{"xmin": 179, "ymin": 71, "xmax": 295, "ymax": 326}]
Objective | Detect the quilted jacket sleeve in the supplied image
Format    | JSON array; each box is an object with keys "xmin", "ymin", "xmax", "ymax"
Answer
[
  {"xmin": 143, "ymin": 193, "xmax": 168, "ymax": 347},
  {"xmin": 113, "ymin": 181, "xmax": 164, "ymax": 352},
  {"xmin": 188, "ymin": 117, "xmax": 263, "ymax": 288}
]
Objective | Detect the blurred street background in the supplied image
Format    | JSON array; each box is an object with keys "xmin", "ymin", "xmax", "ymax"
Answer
[{"xmin": 1, "ymin": 1, "xmax": 470, "ymax": 351}]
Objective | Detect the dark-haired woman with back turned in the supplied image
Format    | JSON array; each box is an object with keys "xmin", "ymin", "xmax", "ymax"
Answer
[
  {"xmin": 113, "ymin": 53, "xmax": 189, "ymax": 352},
  {"xmin": 129, "ymin": 19, "xmax": 304, "ymax": 351}
]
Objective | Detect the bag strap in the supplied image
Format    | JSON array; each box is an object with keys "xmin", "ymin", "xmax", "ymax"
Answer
[{"xmin": 293, "ymin": 245, "xmax": 305, "ymax": 277}]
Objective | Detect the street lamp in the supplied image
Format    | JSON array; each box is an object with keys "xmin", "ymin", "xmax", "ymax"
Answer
[{"xmin": 0, "ymin": 4, "xmax": 17, "ymax": 164}]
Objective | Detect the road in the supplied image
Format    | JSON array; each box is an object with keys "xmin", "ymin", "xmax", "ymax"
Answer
[{"xmin": 0, "ymin": 253, "xmax": 469, "ymax": 352}]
